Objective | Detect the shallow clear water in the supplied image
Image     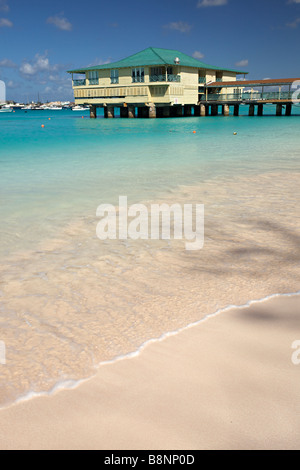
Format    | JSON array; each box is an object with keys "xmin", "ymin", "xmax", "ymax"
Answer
[{"xmin": 0, "ymin": 108, "xmax": 299, "ymax": 407}]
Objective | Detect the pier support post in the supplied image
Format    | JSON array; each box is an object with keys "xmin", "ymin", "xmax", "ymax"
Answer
[
  {"xmin": 194, "ymin": 105, "xmax": 200, "ymax": 116},
  {"xmin": 128, "ymin": 106, "xmax": 135, "ymax": 118},
  {"xmin": 249, "ymin": 104, "xmax": 255, "ymax": 116},
  {"xmin": 184, "ymin": 105, "xmax": 192, "ymax": 117},
  {"xmin": 120, "ymin": 106, "xmax": 128, "ymax": 118},
  {"xmin": 107, "ymin": 106, "xmax": 114, "ymax": 118},
  {"xmin": 211, "ymin": 104, "xmax": 218, "ymax": 116},
  {"xmin": 170, "ymin": 106, "xmax": 177, "ymax": 117},
  {"xmin": 234, "ymin": 105, "xmax": 239, "ymax": 116},
  {"xmin": 149, "ymin": 104, "xmax": 156, "ymax": 119},
  {"xmin": 223, "ymin": 104, "xmax": 230, "ymax": 116},
  {"xmin": 175, "ymin": 106, "xmax": 183, "ymax": 117},
  {"xmin": 276, "ymin": 104, "xmax": 283, "ymax": 116},
  {"xmin": 200, "ymin": 104, "xmax": 206, "ymax": 116},
  {"xmin": 137, "ymin": 107, "xmax": 146, "ymax": 118},
  {"xmin": 162, "ymin": 106, "xmax": 170, "ymax": 118},
  {"xmin": 90, "ymin": 105, "xmax": 97, "ymax": 119},
  {"xmin": 285, "ymin": 103, "xmax": 292, "ymax": 116},
  {"xmin": 258, "ymin": 104, "xmax": 263, "ymax": 116}
]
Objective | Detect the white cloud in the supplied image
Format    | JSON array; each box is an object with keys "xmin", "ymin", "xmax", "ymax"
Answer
[
  {"xmin": 88, "ymin": 58, "xmax": 112, "ymax": 66},
  {"xmin": 286, "ymin": 17, "xmax": 300, "ymax": 27},
  {"xmin": 20, "ymin": 62, "xmax": 36, "ymax": 75},
  {"xmin": 0, "ymin": 17, "xmax": 12, "ymax": 27},
  {"xmin": 0, "ymin": 1, "xmax": 9, "ymax": 12},
  {"xmin": 235, "ymin": 59, "xmax": 249, "ymax": 67},
  {"xmin": 47, "ymin": 15, "xmax": 72, "ymax": 31},
  {"xmin": 164, "ymin": 21, "xmax": 193, "ymax": 33},
  {"xmin": 7, "ymin": 80, "xmax": 19, "ymax": 89},
  {"xmin": 193, "ymin": 51, "xmax": 205, "ymax": 59},
  {"xmin": 19, "ymin": 53, "xmax": 59, "ymax": 77},
  {"xmin": 0, "ymin": 58, "xmax": 16, "ymax": 67},
  {"xmin": 288, "ymin": 0, "xmax": 300, "ymax": 4},
  {"xmin": 197, "ymin": 0, "xmax": 228, "ymax": 7}
]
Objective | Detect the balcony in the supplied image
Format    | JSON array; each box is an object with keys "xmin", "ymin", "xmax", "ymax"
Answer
[
  {"xmin": 216, "ymin": 78, "xmax": 223, "ymax": 82},
  {"xmin": 200, "ymin": 91, "xmax": 294, "ymax": 102},
  {"xmin": 89, "ymin": 79, "xmax": 99, "ymax": 85},
  {"xmin": 199, "ymin": 77, "xmax": 206, "ymax": 84},
  {"xmin": 132, "ymin": 77, "xmax": 145, "ymax": 83},
  {"xmin": 167, "ymin": 74, "xmax": 181, "ymax": 82},
  {"xmin": 73, "ymin": 79, "xmax": 86, "ymax": 87},
  {"xmin": 150, "ymin": 74, "xmax": 180, "ymax": 83}
]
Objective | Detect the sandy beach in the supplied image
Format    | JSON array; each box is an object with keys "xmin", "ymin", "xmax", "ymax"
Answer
[{"xmin": 0, "ymin": 293, "xmax": 299, "ymax": 450}]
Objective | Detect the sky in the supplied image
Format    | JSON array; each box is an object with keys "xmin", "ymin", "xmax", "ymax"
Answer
[{"xmin": 0, "ymin": 0, "xmax": 300, "ymax": 102}]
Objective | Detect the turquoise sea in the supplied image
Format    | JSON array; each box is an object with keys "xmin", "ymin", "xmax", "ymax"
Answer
[{"xmin": 0, "ymin": 107, "xmax": 299, "ymax": 406}]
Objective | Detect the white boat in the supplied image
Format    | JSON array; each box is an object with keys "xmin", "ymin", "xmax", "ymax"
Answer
[
  {"xmin": 0, "ymin": 106, "xmax": 12, "ymax": 113},
  {"xmin": 72, "ymin": 105, "xmax": 89, "ymax": 111}
]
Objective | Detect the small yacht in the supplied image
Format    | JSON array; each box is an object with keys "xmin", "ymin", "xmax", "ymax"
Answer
[
  {"xmin": 0, "ymin": 104, "xmax": 13, "ymax": 112},
  {"xmin": 72, "ymin": 105, "xmax": 89, "ymax": 111}
]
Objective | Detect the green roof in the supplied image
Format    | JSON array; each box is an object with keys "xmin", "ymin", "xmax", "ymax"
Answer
[{"xmin": 67, "ymin": 47, "xmax": 248, "ymax": 75}]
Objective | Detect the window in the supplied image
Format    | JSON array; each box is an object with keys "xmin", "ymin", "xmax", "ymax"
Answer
[
  {"xmin": 88, "ymin": 71, "xmax": 98, "ymax": 80},
  {"xmin": 88, "ymin": 71, "xmax": 99, "ymax": 84},
  {"xmin": 132, "ymin": 67, "xmax": 144, "ymax": 83},
  {"xmin": 111, "ymin": 69, "xmax": 119, "ymax": 84}
]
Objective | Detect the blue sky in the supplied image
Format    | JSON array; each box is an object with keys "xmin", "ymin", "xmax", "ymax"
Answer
[{"xmin": 0, "ymin": 0, "xmax": 299, "ymax": 102}]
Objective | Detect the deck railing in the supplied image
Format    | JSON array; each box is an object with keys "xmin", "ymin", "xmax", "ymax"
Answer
[
  {"xmin": 201, "ymin": 91, "xmax": 294, "ymax": 102},
  {"xmin": 150, "ymin": 74, "xmax": 180, "ymax": 83},
  {"xmin": 150, "ymin": 74, "xmax": 166, "ymax": 82},
  {"xmin": 167, "ymin": 74, "xmax": 181, "ymax": 82},
  {"xmin": 199, "ymin": 77, "xmax": 206, "ymax": 84},
  {"xmin": 89, "ymin": 79, "xmax": 99, "ymax": 85},
  {"xmin": 73, "ymin": 79, "xmax": 86, "ymax": 86}
]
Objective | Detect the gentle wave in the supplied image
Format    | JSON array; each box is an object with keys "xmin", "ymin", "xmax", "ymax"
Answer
[{"xmin": 8, "ymin": 290, "xmax": 300, "ymax": 411}]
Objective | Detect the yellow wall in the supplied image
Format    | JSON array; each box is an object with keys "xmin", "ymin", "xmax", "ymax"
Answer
[{"xmin": 72, "ymin": 65, "xmax": 239, "ymax": 106}]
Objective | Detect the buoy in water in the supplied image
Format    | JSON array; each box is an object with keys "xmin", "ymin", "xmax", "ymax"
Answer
[
  {"xmin": 193, "ymin": 131, "xmax": 196, "ymax": 134},
  {"xmin": 233, "ymin": 132, "xmax": 237, "ymax": 135},
  {"xmin": 41, "ymin": 125, "xmax": 45, "ymax": 128}
]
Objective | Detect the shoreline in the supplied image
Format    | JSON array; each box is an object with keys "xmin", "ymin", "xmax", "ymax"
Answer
[
  {"xmin": 0, "ymin": 292, "xmax": 299, "ymax": 450},
  {"xmin": 5, "ymin": 289, "xmax": 299, "ymax": 411},
  {"xmin": 0, "ymin": 168, "xmax": 299, "ymax": 409}
]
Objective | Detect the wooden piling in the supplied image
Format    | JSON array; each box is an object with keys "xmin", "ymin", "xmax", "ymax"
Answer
[
  {"xmin": 276, "ymin": 104, "xmax": 283, "ymax": 116},
  {"xmin": 285, "ymin": 103, "xmax": 292, "ymax": 116},
  {"xmin": 120, "ymin": 106, "xmax": 128, "ymax": 118},
  {"xmin": 148, "ymin": 104, "xmax": 156, "ymax": 119},
  {"xmin": 211, "ymin": 104, "xmax": 218, "ymax": 116},
  {"xmin": 128, "ymin": 106, "xmax": 135, "ymax": 118},
  {"xmin": 184, "ymin": 105, "xmax": 192, "ymax": 117},
  {"xmin": 107, "ymin": 106, "xmax": 114, "ymax": 118},
  {"xmin": 223, "ymin": 104, "xmax": 230, "ymax": 116},
  {"xmin": 90, "ymin": 105, "xmax": 97, "ymax": 119}
]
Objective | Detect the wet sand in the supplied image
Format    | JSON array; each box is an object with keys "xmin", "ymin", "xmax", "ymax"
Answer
[
  {"xmin": 1, "ymin": 170, "xmax": 300, "ymax": 406},
  {"xmin": 0, "ymin": 294, "xmax": 299, "ymax": 450}
]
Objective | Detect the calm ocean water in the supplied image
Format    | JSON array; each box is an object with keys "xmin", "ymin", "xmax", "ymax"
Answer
[{"xmin": 0, "ymin": 107, "xmax": 299, "ymax": 406}]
